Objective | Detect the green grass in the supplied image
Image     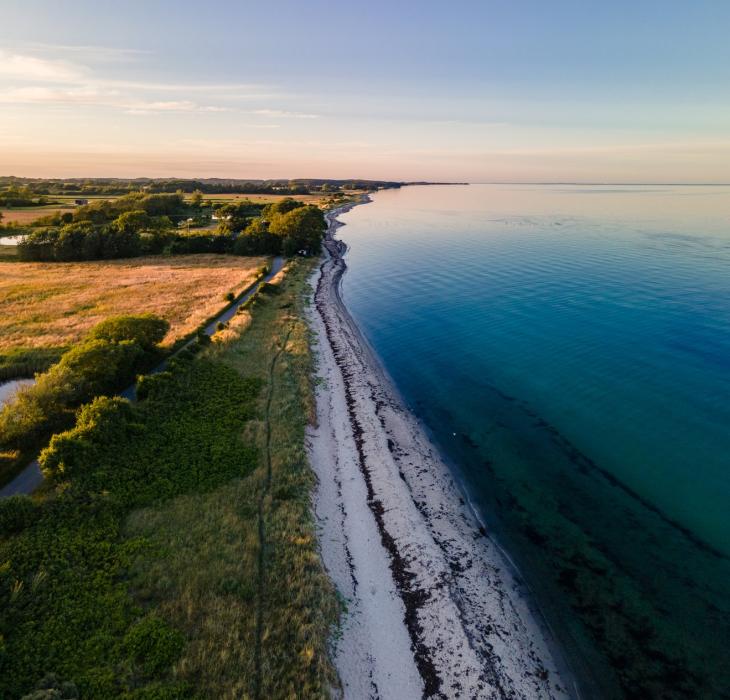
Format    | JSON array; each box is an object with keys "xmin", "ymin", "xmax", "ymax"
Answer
[
  {"xmin": 0, "ymin": 358, "xmax": 259, "ymax": 697},
  {"xmin": 124, "ymin": 260, "xmax": 339, "ymax": 698},
  {"xmin": 0, "ymin": 346, "xmax": 65, "ymax": 381},
  {"xmin": 0, "ymin": 245, "xmax": 19, "ymax": 261},
  {"xmin": 0, "ymin": 259, "xmax": 340, "ymax": 698}
]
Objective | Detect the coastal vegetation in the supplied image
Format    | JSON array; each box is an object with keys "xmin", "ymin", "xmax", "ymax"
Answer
[{"xmin": 0, "ymin": 259, "xmax": 339, "ymax": 698}]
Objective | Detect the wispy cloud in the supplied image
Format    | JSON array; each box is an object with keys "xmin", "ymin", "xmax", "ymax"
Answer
[
  {"xmin": 253, "ymin": 109, "xmax": 318, "ymax": 119},
  {"xmin": 0, "ymin": 49, "xmax": 85, "ymax": 82},
  {"xmin": 0, "ymin": 86, "xmax": 234, "ymax": 115},
  {"xmin": 0, "ymin": 47, "xmax": 276, "ymax": 114},
  {"xmin": 17, "ymin": 42, "xmax": 152, "ymax": 62},
  {"xmin": 125, "ymin": 101, "xmax": 232, "ymax": 115}
]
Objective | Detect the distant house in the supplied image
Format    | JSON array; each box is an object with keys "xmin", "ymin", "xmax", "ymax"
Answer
[
  {"xmin": 211, "ymin": 214, "xmax": 232, "ymax": 221},
  {"xmin": 74, "ymin": 198, "xmax": 89, "ymax": 206}
]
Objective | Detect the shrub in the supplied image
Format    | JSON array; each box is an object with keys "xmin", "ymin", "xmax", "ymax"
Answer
[
  {"xmin": 20, "ymin": 673, "xmax": 78, "ymax": 700},
  {"xmin": 224, "ymin": 292, "xmax": 235, "ymax": 302},
  {"xmin": 0, "ymin": 496, "xmax": 39, "ymax": 536},
  {"xmin": 0, "ymin": 347, "xmax": 65, "ymax": 382},
  {"xmin": 0, "ymin": 367, "xmax": 75, "ymax": 448},
  {"xmin": 39, "ymin": 397, "xmax": 136, "ymax": 481},
  {"xmin": 17, "ymin": 229, "xmax": 60, "ymax": 262},
  {"xmin": 0, "ymin": 317, "xmax": 165, "ymax": 451},
  {"xmin": 88, "ymin": 315, "xmax": 170, "ymax": 350},
  {"xmin": 258, "ymin": 282, "xmax": 279, "ymax": 295},
  {"xmin": 56, "ymin": 338, "xmax": 143, "ymax": 397},
  {"xmin": 123, "ymin": 615, "xmax": 185, "ymax": 674}
]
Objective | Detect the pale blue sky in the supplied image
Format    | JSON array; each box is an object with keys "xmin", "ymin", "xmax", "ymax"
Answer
[{"xmin": 1, "ymin": 1, "xmax": 729, "ymax": 181}]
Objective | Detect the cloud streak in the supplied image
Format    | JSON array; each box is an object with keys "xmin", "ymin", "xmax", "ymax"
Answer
[
  {"xmin": 0, "ymin": 49, "xmax": 85, "ymax": 82},
  {"xmin": 0, "ymin": 48, "xmax": 277, "ymax": 115}
]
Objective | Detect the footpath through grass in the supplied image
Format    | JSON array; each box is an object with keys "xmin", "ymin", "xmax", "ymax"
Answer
[{"xmin": 0, "ymin": 259, "xmax": 339, "ymax": 698}]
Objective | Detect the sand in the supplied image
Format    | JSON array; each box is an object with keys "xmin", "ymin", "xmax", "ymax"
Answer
[{"xmin": 306, "ymin": 198, "xmax": 576, "ymax": 699}]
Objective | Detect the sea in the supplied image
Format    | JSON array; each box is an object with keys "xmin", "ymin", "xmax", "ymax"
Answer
[{"xmin": 337, "ymin": 184, "xmax": 730, "ymax": 699}]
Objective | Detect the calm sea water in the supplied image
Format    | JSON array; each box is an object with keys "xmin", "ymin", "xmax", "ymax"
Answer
[{"xmin": 338, "ymin": 185, "xmax": 730, "ymax": 699}]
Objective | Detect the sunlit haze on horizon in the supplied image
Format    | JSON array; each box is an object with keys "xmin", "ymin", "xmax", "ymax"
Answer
[{"xmin": 1, "ymin": 0, "xmax": 729, "ymax": 182}]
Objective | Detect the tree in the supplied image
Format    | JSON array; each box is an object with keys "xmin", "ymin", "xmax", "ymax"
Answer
[
  {"xmin": 268, "ymin": 205, "xmax": 326, "ymax": 255},
  {"xmin": 191, "ymin": 189, "xmax": 204, "ymax": 207},
  {"xmin": 54, "ymin": 224, "xmax": 90, "ymax": 262},
  {"xmin": 233, "ymin": 218, "xmax": 278, "ymax": 255},
  {"xmin": 263, "ymin": 198, "xmax": 304, "ymax": 218},
  {"xmin": 113, "ymin": 210, "xmax": 152, "ymax": 235}
]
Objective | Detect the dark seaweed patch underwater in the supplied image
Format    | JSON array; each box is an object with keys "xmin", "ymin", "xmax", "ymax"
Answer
[{"xmin": 340, "ymin": 184, "xmax": 730, "ymax": 699}]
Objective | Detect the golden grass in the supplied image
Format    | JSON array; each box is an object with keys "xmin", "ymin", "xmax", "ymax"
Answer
[
  {"xmin": 0, "ymin": 206, "xmax": 74, "ymax": 225},
  {"xmin": 0, "ymin": 254, "xmax": 267, "ymax": 351},
  {"xmin": 197, "ymin": 193, "xmax": 325, "ymax": 205}
]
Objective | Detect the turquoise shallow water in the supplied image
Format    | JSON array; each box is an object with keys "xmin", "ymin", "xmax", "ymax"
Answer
[{"xmin": 338, "ymin": 185, "xmax": 730, "ymax": 699}]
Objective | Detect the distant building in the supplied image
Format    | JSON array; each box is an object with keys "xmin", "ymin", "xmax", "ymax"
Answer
[{"xmin": 74, "ymin": 198, "xmax": 89, "ymax": 206}]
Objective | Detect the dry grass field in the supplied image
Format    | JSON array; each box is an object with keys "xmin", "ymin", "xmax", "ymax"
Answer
[
  {"xmin": 0, "ymin": 254, "xmax": 267, "ymax": 351},
  {"xmin": 0, "ymin": 206, "xmax": 74, "ymax": 225},
  {"xmin": 197, "ymin": 193, "xmax": 325, "ymax": 205}
]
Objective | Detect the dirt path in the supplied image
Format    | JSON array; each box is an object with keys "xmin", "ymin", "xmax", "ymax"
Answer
[{"xmin": 253, "ymin": 325, "xmax": 293, "ymax": 699}]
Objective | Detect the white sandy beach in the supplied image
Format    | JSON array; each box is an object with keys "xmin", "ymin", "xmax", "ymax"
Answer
[{"xmin": 307, "ymin": 200, "xmax": 575, "ymax": 699}]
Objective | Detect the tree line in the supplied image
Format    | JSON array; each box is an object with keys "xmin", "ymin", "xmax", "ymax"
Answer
[{"xmin": 17, "ymin": 196, "xmax": 327, "ymax": 262}]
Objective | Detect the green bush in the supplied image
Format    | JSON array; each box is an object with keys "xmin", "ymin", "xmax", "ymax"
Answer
[
  {"xmin": 20, "ymin": 673, "xmax": 78, "ymax": 700},
  {"xmin": 39, "ymin": 397, "xmax": 136, "ymax": 481},
  {"xmin": 0, "ymin": 496, "xmax": 39, "ymax": 536},
  {"xmin": 124, "ymin": 616, "xmax": 185, "ymax": 674},
  {"xmin": 224, "ymin": 291, "xmax": 235, "ymax": 302},
  {"xmin": 0, "ymin": 366, "xmax": 76, "ymax": 448},
  {"xmin": 0, "ymin": 316, "xmax": 165, "ymax": 452},
  {"xmin": 258, "ymin": 282, "xmax": 279, "ymax": 295},
  {"xmin": 0, "ymin": 347, "xmax": 66, "ymax": 382},
  {"xmin": 56, "ymin": 338, "xmax": 143, "ymax": 397},
  {"xmin": 88, "ymin": 315, "xmax": 170, "ymax": 350}
]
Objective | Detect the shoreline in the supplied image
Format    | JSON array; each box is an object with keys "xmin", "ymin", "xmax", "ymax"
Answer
[{"xmin": 307, "ymin": 197, "xmax": 576, "ymax": 698}]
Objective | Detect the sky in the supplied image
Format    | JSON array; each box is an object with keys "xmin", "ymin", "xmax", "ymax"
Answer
[{"xmin": 1, "ymin": 0, "xmax": 729, "ymax": 182}]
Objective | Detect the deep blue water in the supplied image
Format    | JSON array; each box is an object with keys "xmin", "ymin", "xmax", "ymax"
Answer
[{"xmin": 338, "ymin": 185, "xmax": 730, "ymax": 699}]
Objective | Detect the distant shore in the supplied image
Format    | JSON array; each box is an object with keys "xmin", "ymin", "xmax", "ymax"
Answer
[{"xmin": 307, "ymin": 198, "xmax": 574, "ymax": 698}]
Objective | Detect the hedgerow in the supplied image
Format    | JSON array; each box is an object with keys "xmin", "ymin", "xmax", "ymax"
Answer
[{"xmin": 0, "ymin": 316, "xmax": 169, "ymax": 455}]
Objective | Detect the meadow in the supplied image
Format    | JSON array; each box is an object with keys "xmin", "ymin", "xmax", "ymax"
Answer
[
  {"xmin": 198, "ymin": 192, "xmax": 325, "ymax": 205},
  {"xmin": 0, "ymin": 207, "xmax": 74, "ymax": 225},
  {"xmin": 0, "ymin": 255, "xmax": 267, "ymax": 354},
  {"xmin": 0, "ymin": 259, "xmax": 339, "ymax": 698}
]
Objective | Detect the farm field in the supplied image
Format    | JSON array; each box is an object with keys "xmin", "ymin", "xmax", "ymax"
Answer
[
  {"xmin": 0, "ymin": 206, "xmax": 74, "ymax": 225},
  {"xmin": 0, "ymin": 254, "xmax": 267, "ymax": 352},
  {"xmin": 196, "ymin": 192, "xmax": 326, "ymax": 205}
]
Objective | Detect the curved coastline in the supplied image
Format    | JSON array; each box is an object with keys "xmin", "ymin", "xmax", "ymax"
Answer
[{"xmin": 308, "ymin": 198, "xmax": 578, "ymax": 699}]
